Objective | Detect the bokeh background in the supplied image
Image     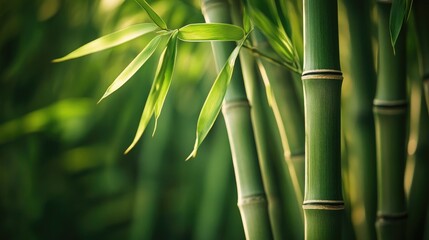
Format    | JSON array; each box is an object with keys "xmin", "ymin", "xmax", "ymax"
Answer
[
  {"xmin": 0, "ymin": 0, "xmax": 252, "ymax": 239},
  {"xmin": 1, "ymin": 0, "xmax": 428, "ymax": 239}
]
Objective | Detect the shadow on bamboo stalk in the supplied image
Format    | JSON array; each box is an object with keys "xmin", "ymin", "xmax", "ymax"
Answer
[{"xmin": 374, "ymin": 1, "xmax": 408, "ymax": 239}]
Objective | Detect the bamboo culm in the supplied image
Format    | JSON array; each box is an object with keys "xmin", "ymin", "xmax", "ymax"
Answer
[
  {"xmin": 414, "ymin": 0, "xmax": 429, "ymax": 112},
  {"xmin": 201, "ymin": 0, "xmax": 273, "ymax": 239},
  {"xmin": 374, "ymin": 1, "xmax": 408, "ymax": 239},
  {"xmin": 302, "ymin": 0, "xmax": 344, "ymax": 239},
  {"xmin": 342, "ymin": 0, "xmax": 377, "ymax": 239}
]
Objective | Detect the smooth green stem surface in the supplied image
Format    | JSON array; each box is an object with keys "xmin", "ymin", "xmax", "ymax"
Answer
[
  {"xmin": 201, "ymin": 0, "xmax": 273, "ymax": 239},
  {"xmin": 302, "ymin": 0, "xmax": 344, "ymax": 239},
  {"xmin": 374, "ymin": 2, "xmax": 407, "ymax": 239},
  {"xmin": 342, "ymin": 0, "xmax": 377, "ymax": 239},
  {"xmin": 414, "ymin": 0, "xmax": 429, "ymax": 112}
]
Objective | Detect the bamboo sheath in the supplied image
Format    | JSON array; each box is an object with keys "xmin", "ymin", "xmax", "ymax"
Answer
[
  {"xmin": 342, "ymin": 0, "xmax": 377, "ymax": 239},
  {"xmin": 374, "ymin": 1, "xmax": 408, "ymax": 239},
  {"xmin": 201, "ymin": 0, "xmax": 273, "ymax": 239},
  {"xmin": 302, "ymin": 0, "xmax": 344, "ymax": 239}
]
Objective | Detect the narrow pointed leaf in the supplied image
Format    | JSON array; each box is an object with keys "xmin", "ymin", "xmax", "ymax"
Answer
[
  {"xmin": 187, "ymin": 43, "xmax": 242, "ymax": 159},
  {"xmin": 389, "ymin": 0, "xmax": 413, "ymax": 49},
  {"xmin": 178, "ymin": 23, "xmax": 245, "ymax": 42},
  {"xmin": 153, "ymin": 34, "xmax": 178, "ymax": 133},
  {"xmin": 53, "ymin": 23, "xmax": 159, "ymax": 62},
  {"xmin": 135, "ymin": 0, "xmax": 167, "ymax": 30},
  {"xmin": 125, "ymin": 33, "xmax": 176, "ymax": 153},
  {"xmin": 98, "ymin": 35, "xmax": 165, "ymax": 103}
]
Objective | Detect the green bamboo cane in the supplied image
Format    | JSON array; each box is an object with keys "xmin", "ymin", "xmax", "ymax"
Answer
[
  {"xmin": 414, "ymin": 0, "xmax": 429, "ymax": 112},
  {"xmin": 201, "ymin": 0, "xmax": 273, "ymax": 239},
  {"xmin": 374, "ymin": 1, "xmax": 408, "ymax": 239},
  {"xmin": 239, "ymin": 48, "xmax": 286, "ymax": 240},
  {"xmin": 407, "ymin": 88, "xmax": 429, "ymax": 240},
  {"xmin": 302, "ymin": 0, "xmax": 344, "ymax": 239},
  {"xmin": 342, "ymin": 0, "xmax": 377, "ymax": 239}
]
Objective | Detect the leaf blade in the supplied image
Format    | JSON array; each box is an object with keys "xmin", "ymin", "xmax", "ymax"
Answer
[
  {"xmin": 98, "ymin": 35, "xmax": 166, "ymax": 102},
  {"xmin": 389, "ymin": 0, "xmax": 413, "ymax": 49},
  {"xmin": 178, "ymin": 23, "xmax": 245, "ymax": 42},
  {"xmin": 135, "ymin": 0, "xmax": 167, "ymax": 29},
  {"xmin": 187, "ymin": 43, "xmax": 243, "ymax": 159},
  {"xmin": 125, "ymin": 33, "xmax": 176, "ymax": 153},
  {"xmin": 53, "ymin": 23, "xmax": 159, "ymax": 62}
]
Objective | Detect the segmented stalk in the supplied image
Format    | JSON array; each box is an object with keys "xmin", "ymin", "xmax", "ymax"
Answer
[
  {"xmin": 201, "ymin": 0, "xmax": 273, "ymax": 239},
  {"xmin": 374, "ymin": 1, "xmax": 408, "ymax": 239},
  {"xmin": 302, "ymin": 0, "xmax": 344, "ymax": 239}
]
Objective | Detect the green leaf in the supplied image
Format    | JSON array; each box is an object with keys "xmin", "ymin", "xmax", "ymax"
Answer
[
  {"xmin": 243, "ymin": 8, "xmax": 252, "ymax": 33},
  {"xmin": 187, "ymin": 42, "xmax": 243, "ymax": 159},
  {"xmin": 135, "ymin": 0, "xmax": 167, "ymax": 30},
  {"xmin": 125, "ymin": 32, "xmax": 177, "ymax": 153},
  {"xmin": 390, "ymin": 0, "xmax": 413, "ymax": 49},
  {"xmin": 98, "ymin": 34, "xmax": 166, "ymax": 103},
  {"xmin": 249, "ymin": 7, "xmax": 301, "ymax": 73},
  {"xmin": 178, "ymin": 23, "xmax": 245, "ymax": 42},
  {"xmin": 53, "ymin": 23, "xmax": 159, "ymax": 62}
]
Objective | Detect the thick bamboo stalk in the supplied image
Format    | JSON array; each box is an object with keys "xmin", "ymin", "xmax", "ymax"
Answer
[
  {"xmin": 342, "ymin": 0, "xmax": 377, "ymax": 239},
  {"xmin": 302, "ymin": 0, "xmax": 344, "ymax": 239},
  {"xmin": 374, "ymin": 1, "xmax": 408, "ymax": 239},
  {"xmin": 201, "ymin": 0, "xmax": 273, "ymax": 239},
  {"xmin": 414, "ymin": 0, "xmax": 429, "ymax": 112}
]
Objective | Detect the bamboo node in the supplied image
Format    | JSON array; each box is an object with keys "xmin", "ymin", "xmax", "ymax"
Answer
[
  {"xmin": 377, "ymin": 211, "xmax": 407, "ymax": 220},
  {"xmin": 302, "ymin": 69, "xmax": 343, "ymax": 81},
  {"xmin": 303, "ymin": 200, "xmax": 344, "ymax": 210},
  {"xmin": 222, "ymin": 100, "xmax": 250, "ymax": 113},
  {"xmin": 376, "ymin": 0, "xmax": 392, "ymax": 4},
  {"xmin": 238, "ymin": 194, "xmax": 267, "ymax": 207}
]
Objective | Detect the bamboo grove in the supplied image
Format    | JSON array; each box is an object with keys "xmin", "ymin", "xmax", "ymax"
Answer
[{"xmin": 52, "ymin": 0, "xmax": 429, "ymax": 239}]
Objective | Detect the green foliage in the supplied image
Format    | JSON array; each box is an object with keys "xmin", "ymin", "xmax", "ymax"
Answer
[
  {"xmin": 390, "ymin": 0, "xmax": 413, "ymax": 50},
  {"xmin": 178, "ymin": 23, "xmax": 245, "ymax": 42},
  {"xmin": 187, "ymin": 42, "xmax": 243, "ymax": 159}
]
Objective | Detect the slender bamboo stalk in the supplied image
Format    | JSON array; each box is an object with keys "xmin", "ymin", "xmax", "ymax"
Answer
[
  {"xmin": 414, "ymin": 0, "xmax": 429, "ymax": 112},
  {"xmin": 239, "ymin": 47, "xmax": 286, "ymax": 240},
  {"xmin": 374, "ymin": 1, "xmax": 408, "ymax": 239},
  {"xmin": 201, "ymin": 0, "xmax": 273, "ymax": 239},
  {"xmin": 302, "ymin": 0, "xmax": 344, "ymax": 239},
  {"xmin": 407, "ymin": 88, "xmax": 429, "ymax": 240},
  {"xmin": 342, "ymin": 0, "xmax": 377, "ymax": 239}
]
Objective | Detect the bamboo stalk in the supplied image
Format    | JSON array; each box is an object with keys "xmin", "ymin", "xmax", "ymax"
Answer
[
  {"xmin": 414, "ymin": 0, "xmax": 429, "ymax": 112},
  {"xmin": 342, "ymin": 0, "xmax": 377, "ymax": 239},
  {"xmin": 201, "ymin": 0, "xmax": 273, "ymax": 239},
  {"xmin": 302, "ymin": 0, "xmax": 344, "ymax": 239},
  {"xmin": 239, "ymin": 48, "xmax": 286, "ymax": 240},
  {"xmin": 407, "ymin": 88, "xmax": 429, "ymax": 240},
  {"xmin": 374, "ymin": 1, "xmax": 408, "ymax": 239}
]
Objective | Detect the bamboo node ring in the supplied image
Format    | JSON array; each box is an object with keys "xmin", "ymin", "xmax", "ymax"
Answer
[
  {"xmin": 302, "ymin": 200, "xmax": 345, "ymax": 210},
  {"xmin": 302, "ymin": 69, "xmax": 343, "ymax": 80},
  {"xmin": 238, "ymin": 194, "xmax": 267, "ymax": 207},
  {"xmin": 222, "ymin": 100, "xmax": 251, "ymax": 113}
]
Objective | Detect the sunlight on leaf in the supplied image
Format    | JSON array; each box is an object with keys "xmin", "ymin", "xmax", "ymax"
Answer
[
  {"xmin": 98, "ymin": 34, "xmax": 168, "ymax": 103},
  {"xmin": 53, "ymin": 23, "xmax": 159, "ymax": 62},
  {"xmin": 187, "ymin": 42, "xmax": 243, "ymax": 159},
  {"xmin": 390, "ymin": 0, "xmax": 413, "ymax": 50},
  {"xmin": 178, "ymin": 23, "xmax": 245, "ymax": 42},
  {"xmin": 125, "ymin": 32, "xmax": 177, "ymax": 154},
  {"xmin": 135, "ymin": 0, "xmax": 168, "ymax": 30}
]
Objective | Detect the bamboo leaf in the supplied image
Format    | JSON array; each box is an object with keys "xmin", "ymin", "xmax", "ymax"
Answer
[
  {"xmin": 153, "ymin": 34, "xmax": 178, "ymax": 134},
  {"xmin": 125, "ymin": 32, "xmax": 177, "ymax": 153},
  {"xmin": 98, "ymin": 35, "xmax": 167, "ymax": 103},
  {"xmin": 53, "ymin": 23, "xmax": 159, "ymax": 62},
  {"xmin": 135, "ymin": 0, "xmax": 167, "ymax": 30},
  {"xmin": 187, "ymin": 43, "xmax": 242, "ymax": 159},
  {"xmin": 389, "ymin": 0, "xmax": 413, "ymax": 49},
  {"xmin": 178, "ymin": 23, "xmax": 245, "ymax": 42},
  {"xmin": 243, "ymin": 8, "xmax": 252, "ymax": 33}
]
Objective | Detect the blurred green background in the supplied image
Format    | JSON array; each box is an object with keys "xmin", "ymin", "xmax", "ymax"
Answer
[{"xmin": 0, "ymin": 0, "xmax": 250, "ymax": 239}]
